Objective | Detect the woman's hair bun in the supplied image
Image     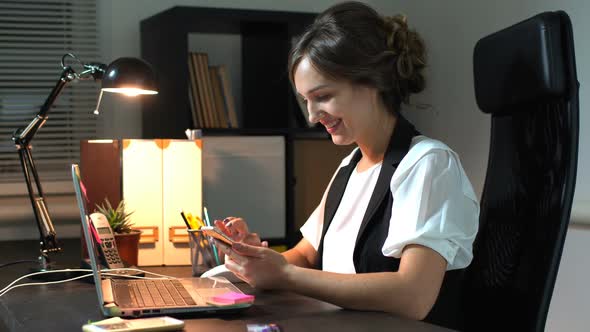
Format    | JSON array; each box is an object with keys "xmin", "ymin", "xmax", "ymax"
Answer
[
  {"xmin": 383, "ymin": 14, "xmax": 426, "ymax": 97},
  {"xmin": 288, "ymin": 2, "xmax": 428, "ymax": 112}
]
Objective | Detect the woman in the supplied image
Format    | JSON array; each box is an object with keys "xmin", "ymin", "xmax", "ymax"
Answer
[{"xmin": 214, "ymin": 1, "xmax": 479, "ymax": 327}]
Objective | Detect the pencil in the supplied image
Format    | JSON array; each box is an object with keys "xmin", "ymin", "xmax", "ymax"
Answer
[
  {"xmin": 192, "ymin": 215, "xmax": 205, "ymax": 229},
  {"xmin": 180, "ymin": 210, "xmax": 192, "ymax": 230}
]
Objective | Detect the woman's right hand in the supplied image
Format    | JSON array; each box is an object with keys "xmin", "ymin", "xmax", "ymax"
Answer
[{"xmin": 214, "ymin": 217, "xmax": 268, "ymax": 247}]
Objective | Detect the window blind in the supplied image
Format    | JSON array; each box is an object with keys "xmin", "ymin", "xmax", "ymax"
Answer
[{"xmin": 0, "ymin": 0, "xmax": 100, "ymax": 188}]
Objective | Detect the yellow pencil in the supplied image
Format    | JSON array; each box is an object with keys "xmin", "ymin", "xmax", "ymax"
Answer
[
  {"xmin": 193, "ymin": 215, "xmax": 205, "ymax": 228},
  {"xmin": 186, "ymin": 213, "xmax": 204, "ymax": 230}
]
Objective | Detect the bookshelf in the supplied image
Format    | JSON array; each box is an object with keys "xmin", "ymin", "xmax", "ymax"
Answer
[
  {"xmin": 140, "ymin": 6, "xmax": 351, "ymax": 246},
  {"xmin": 140, "ymin": 6, "xmax": 317, "ymax": 136}
]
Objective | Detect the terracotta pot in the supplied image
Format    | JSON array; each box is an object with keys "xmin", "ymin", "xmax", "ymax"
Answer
[{"xmin": 114, "ymin": 230, "xmax": 142, "ymax": 266}]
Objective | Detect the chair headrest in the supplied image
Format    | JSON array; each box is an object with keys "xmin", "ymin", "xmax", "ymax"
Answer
[{"xmin": 473, "ymin": 12, "xmax": 567, "ymax": 114}]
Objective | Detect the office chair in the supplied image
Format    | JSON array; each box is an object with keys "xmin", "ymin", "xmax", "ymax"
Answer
[{"xmin": 463, "ymin": 11, "xmax": 579, "ymax": 332}]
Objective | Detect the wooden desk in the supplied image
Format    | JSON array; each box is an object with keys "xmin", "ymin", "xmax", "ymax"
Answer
[{"xmin": 0, "ymin": 239, "xmax": 454, "ymax": 332}]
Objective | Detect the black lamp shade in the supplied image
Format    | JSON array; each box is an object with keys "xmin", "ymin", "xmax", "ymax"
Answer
[{"xmin": 101, "ymin": 57, "xmax": 157, "ymax": 94}]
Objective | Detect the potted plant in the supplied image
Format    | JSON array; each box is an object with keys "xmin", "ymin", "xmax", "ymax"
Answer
[{"xmin": 95, "ymin": 198, "xmax": 141, "ymax": 267}]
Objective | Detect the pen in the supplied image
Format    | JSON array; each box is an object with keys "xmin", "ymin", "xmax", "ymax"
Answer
[
  {"xmin": 203, "ymin": 207, "xmax": 212, "ymax": 227},
  {"xmin": 203, "ymin": 207, "xmax": 221, "ymax": 265}
]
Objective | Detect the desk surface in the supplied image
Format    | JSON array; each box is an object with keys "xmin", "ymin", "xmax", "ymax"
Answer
[{"xmin": 0, "ymin": 239, "xmax": 454, "ymax": 332}]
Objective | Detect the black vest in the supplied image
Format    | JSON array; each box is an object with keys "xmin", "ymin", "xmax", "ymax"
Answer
[{"xmin": 316, "ymin": 115, "xmax": 464, "ymax": 329}]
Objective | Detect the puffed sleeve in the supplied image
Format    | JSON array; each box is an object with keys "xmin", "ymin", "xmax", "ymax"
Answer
[
  {"xmin": 299, "ymin": 202, "xmax": 324, "ymax": 250},
  {"xmin": 381, "ymin": 148, "xmax": 479, "ymax": 270}
]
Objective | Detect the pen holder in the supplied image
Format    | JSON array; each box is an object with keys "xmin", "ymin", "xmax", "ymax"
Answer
[{"xmin": 188, "ymin": 229, "xmax": 223, "ymax": 276}]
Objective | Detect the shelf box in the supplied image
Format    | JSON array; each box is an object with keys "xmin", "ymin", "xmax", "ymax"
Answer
[{"xmin": 202, "ymin": 136, "xmax": 286, "ymax": 240}]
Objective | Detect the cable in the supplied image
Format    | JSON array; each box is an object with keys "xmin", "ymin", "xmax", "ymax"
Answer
[
  {"xmin": 0, "ymin": 260, "xmax": 39, "ymax": 269},
  {"xmin": 0, "ymin": 273, "xmax": 93, "ymax": 297},
  {"xmin": 0, "ymin": 267, "xmax": 181, "ymax": 297},
  {"xmin": 0, "ymin": 268, "xmax": 91, "ymax": 295}
]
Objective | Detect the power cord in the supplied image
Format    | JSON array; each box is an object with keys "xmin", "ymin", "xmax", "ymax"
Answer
[
  {"xmin": 0, "ymin": 260, "xmax": 40, "ymax": 269},
  {"xmin": 0, "ymin": 268, "xmax": 181, "ymax": 297}
]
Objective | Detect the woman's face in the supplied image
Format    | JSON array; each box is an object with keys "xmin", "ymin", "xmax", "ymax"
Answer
[{"xmin": 294, "ymin": 57, "xmax": 381, "ymax": 146}]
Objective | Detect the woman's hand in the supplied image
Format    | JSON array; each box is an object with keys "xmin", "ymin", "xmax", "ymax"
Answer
[
  {"xmin": 217, "ymin": 241, "xmax": 291, "ymax": 290},
  {"xmin": 214, "ymin": 217, "xmax": 268, "ymax": 247}
]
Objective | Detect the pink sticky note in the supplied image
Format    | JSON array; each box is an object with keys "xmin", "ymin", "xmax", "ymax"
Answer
[{"xmin": 212, "ymin": 292, "xmax": 255, "ymax": 304}]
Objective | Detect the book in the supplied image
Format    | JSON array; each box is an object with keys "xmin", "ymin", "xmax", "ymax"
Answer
[
  {"xmin": 187, "ymin": 54, "xmax": 203, "ymax": 127},
  {"xmin": 188, "ymin": 86, "xmax": 198, "ymax": 128},
  {"xmin": 190, "ymin": 53, "xmax": 210, "ymax": 127},
  {"xmin": 209, "ymin": 65, "xmax": 230, "ymax": 128},
  {"xmin": 216, "ymin": 65, "xmax": 239, "ymax": 128},
  {"xmin": 187, "ymin": 54, "xmax": 237, "ymax": 128},
  {"xmin": 198, "ymin": 53, "xmax": 220, "ymax": 128}
]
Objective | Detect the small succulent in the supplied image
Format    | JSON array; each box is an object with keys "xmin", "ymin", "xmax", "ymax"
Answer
[{"xmin": 95, "ymin": 198, "xmax": 135, "ymax": 234}]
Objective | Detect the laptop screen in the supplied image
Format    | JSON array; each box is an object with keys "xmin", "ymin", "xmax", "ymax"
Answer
[{"xmin": 71, "ymin": 163, "xmax": 106, "ymax": 305}]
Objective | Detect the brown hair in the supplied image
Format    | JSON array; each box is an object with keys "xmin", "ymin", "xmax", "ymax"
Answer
[{"xmin": 288, "ymin": 1, "xmax": 426, "ymax": 113}]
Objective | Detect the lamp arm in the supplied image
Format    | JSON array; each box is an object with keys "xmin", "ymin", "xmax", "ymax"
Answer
[
  {"xmin": 11, "ymin": 65, "xmax": 78, "ymax": 266},
  {"xmin": 79, "ymin": 62, "xmax": 106, "ymax": 81},
  {"xmin": 17, "ymin": 146, "xmax": 59, "ymax": 257},
  {"xmin": 13, "ymin": 66, "xmax": 76, "ymax": 145}
]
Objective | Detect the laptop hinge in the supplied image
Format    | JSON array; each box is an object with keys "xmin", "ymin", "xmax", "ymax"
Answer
[{"xmin": 102, "ymin": 278, "xmax": 115, "ymax": 304}]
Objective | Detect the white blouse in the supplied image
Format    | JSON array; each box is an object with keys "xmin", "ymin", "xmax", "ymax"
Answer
[{"xmin": 300, "ymin": 136, "xmax": 480, "ymax": 273}]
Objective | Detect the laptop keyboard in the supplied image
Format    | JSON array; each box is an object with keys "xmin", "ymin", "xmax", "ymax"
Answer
[{"xmin": 114, "ymin": 279, "xmax": 197, "ymax": 308}]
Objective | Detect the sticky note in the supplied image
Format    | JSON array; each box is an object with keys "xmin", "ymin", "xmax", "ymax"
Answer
[{"xmin": 211, "ymin": 292, "xmax": 255, "ymax": 304}]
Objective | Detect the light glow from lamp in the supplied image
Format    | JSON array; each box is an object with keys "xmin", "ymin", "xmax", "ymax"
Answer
[
  {"xmin": 102, "ymin": 87, "xmax": 158, "ymax": 96},
  {"xmin": 94, "ymin": 86, "xmax": 158, "ymax": 114}
]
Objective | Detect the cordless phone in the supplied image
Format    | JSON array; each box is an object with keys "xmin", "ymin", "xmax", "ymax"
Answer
[{"xmin": 89, "ymin": 212, "xmax": 125, "ymax": 269}]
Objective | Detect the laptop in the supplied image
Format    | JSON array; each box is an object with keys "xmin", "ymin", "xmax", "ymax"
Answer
[{"xmin": 71, "ymin": 164, "xmax": 252, "ymax": 317}]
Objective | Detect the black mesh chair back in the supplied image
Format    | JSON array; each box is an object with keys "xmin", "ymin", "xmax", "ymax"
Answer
[{"xmin": 464, "ymin": 11, "xmax": 579, "ymax": 332}]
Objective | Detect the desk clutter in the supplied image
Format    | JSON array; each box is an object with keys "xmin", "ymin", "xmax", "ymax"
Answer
[{"xmin": 181, "ymin": 210, "xmax": 225, "ymax": 276}]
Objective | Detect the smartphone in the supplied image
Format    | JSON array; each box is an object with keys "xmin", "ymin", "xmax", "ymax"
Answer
[
  {"xmin": 82, "ymin": 316, "xmax": 184, "ymax": 332},
  {"xmin": 199, "ymin": 226, "xmax": 234, "ymax": 245}
]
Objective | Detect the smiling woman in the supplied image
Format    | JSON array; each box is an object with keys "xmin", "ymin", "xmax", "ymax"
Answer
[
  {"xmin": 293, "ymin": 57, "xmax": 394, "ymax": 149},
  {"xmin": 211, "ymin": 2, "xmax": 479, "ymax": 329}
]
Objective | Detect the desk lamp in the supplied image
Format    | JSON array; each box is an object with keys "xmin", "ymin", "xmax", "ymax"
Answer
[{"xmin": 11, "ymin": 53, "xmax": 157, "ymax": 274}]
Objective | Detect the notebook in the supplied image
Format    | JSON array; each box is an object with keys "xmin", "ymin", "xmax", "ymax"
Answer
[{"xmin": 71, "ymin": 163, "xmax": 252, "ymax": 317}]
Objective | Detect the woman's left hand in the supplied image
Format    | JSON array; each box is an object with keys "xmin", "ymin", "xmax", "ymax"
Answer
[{"xmin": 216, "ymin": 241, "xmax": 291, "ymax": 290}]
